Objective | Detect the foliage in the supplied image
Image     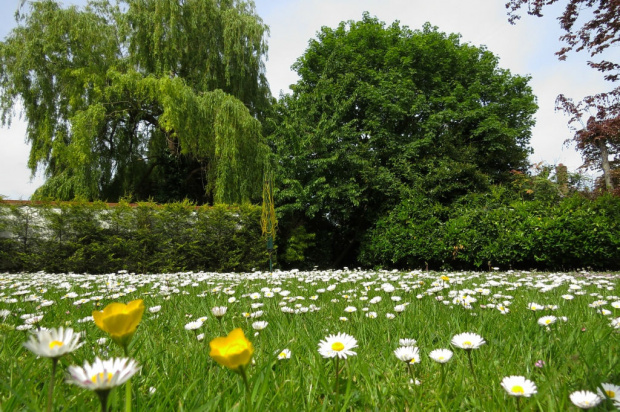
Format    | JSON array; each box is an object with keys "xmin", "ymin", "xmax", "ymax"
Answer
[
  {"xmin": 0, "ymin": 0, "xmax": 271, "ymax": 203},
  {"xmin": 269, "ymin": 14, "xmax": 537, "ymax": 266},
  {"xmin": 506, "ymin": 0, "xmax": 620, "ymax": 192},
  {"xmin": 361, "ymin": 190, "xmax": 620, "ymax": 270},
  {"xmin": 0, "ymin": 201, "xmax": 267, "ymax": 273}
]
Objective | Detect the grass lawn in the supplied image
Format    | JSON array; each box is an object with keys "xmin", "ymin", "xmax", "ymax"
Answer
[{"xmin": 1, "ymin": 269, "xmax": 619, "ymax": 411}]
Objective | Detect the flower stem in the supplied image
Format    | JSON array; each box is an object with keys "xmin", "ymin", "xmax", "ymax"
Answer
[
  {"xmin": 123, "ymin": 345, "xmax": 132, "ymax": 412},
  {"xmin": 239, "ymin": 365, "xmax": 253, "ymax": 412},
  {"xmin": 466, "ymin": 350, "xmax": 478, "ymax": 386},
  {"xmin": 440, "ymin": 363, "xmax": 445, "ymax": 388},
  {"xmin": 334, "ymin": 357, "xmax": 340, "ymax": 410},
  {"xmin": 47, "ymin": 358, "xmax": 58, "ymax": 412},
  {"xmin": 407, "ymin": 362, "xmax": 416, "ymax": 385},
  {"xmin": 96, "ymin": 390, "xmax": 110, "ymax": 412}
]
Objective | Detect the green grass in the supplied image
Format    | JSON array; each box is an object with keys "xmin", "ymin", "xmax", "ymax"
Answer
[{"xmin": 1, "ymin": 270, "xmax": 619, "ymax": 411}]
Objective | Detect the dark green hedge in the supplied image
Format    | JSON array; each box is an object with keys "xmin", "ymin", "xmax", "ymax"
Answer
[
  {"xmin": 359, "ymin": 192, "xmax": 620, "ymax": 270},
  {"xmin": 0, "ymin": 201, "xmax": 268, "ymax": 273}
]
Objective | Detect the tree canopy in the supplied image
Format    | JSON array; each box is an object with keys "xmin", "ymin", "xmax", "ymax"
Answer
[
  {"xmin": 0, "ymin": 0, "xmax": 272, "ymax": 203},
  {"xmin": 268, "ymin": 14, "xmax": 537, "ymax": 266}
]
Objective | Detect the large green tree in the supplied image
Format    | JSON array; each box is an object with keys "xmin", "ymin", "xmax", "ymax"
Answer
[
  {"xmin": 0, "ymin": 0, "xmax": 271, "ymax": 203},
  {"xmin": 269, "ymin": 14, "xmax": 537, "ymax": 267}
]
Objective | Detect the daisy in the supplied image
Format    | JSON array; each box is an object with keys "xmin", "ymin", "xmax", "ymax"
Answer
[
  {"xmin": 211, "ymin": 307, "xmax": 227, "ymax": 317},
  {"xmin": 24, "ymin": 327, "xmax": 84, "ymax": 412},
  {"xmin": 23, "ymin": 327, "xmax": 83, "ymax": 359},
  {"xmin": 500, "ymin": 376, "xmax": 537, "ymax": 397},
  {"xmin": 318, "ymin": 332, "xmax": 357, "ymax": 359},
  {"xmin": 148, "ymin": 305, "xmax": 161, "ymax": 313},
  {"xmin": 429, "ymin": 349, "xmax": 453, "ymax": 364},
  {"xmin": 399, "ymin": 338, "xmax": 417, "ymax": 347},
  {"xmin": 66, "ymin": 357, "xmax": 140, "ymax": 410},
  {"xmin": 276, "ymin": 349, "xmax": 291, "ymax": 360},
  {"xmin": 597, "ymin": 382, "xmax": 620, "ymax": 401},
  {"xmin": 452, "ymin": 332, "xmax": 485, "ymax": 383},
  {"xmin": 451, "ymin": 332, "xmax": 486, "ymax": 350},
  {"xmin": 569, "ymin": 390, "xmax": 602, "ymax": 409},
  {"xmin": 394, "ymin": 346, "xmax": 419, "ymax": 363},
  {"xmin": 252, "ymin": 321, "xmax": 268, "ymax": 331},
  {"xmin": 537, "ymin": 316, "xmax": 557, "ymax": 326},
  {"xmin": 527, "ymin": 302, "xmax": 544, "ymax": 311},
  {"xmin": 184, "ymin": 320, "xmax": 203, "ymax": 331},
  {"xmin": 344, "ymin": 306, "xmax": 357, "ymax": 313}
]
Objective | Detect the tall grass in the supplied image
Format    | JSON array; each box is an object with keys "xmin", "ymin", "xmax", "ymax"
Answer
[{"xmin": 1, "ymin": 270, "xmax": 618, "ymax": 411}]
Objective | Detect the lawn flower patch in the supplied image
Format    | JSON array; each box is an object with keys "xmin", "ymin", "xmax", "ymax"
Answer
[{"xmin": 1, "ymin": 269, "xmax": 619, "ymax": 410}]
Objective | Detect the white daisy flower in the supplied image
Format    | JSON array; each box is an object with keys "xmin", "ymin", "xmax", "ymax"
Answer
[
  {"xmin": 211, "ymin": 306, "xmax": 227, "ymax": 318},
  {"xmin": 394, "ymin": 305, "xmax": 406, "ymax": 313},
  {"xmin": 184, "ymin": 320, "xmax": 203, "ymax": 331},
  {"xmin": 569, "ymin": 390, "xmax": 602, "ymax": 409},
  {"xmin": 276, "ymin": 349, "xmax": 291, "ymax": 360},
  {"xmin": 394, "ymin": 346, "xmax": 420, "ymax": 363},
  {"xmin": 66, "ymin": 357, "xmax": 140, "ymax": 391},
  {"xmin": 23, "ymin": 327, "xmax": 83, "ymax": 359},
  {"xmin": 252, "ymin": 321, "xmax": 268, "ymax": 330},
  {"xmin": 500, "ymin": 376, "xmax": 537, "ymax": 397},
  {"xmin": 318, "ymin": 332, "xmax": 357, "ymax": 359},
  {"xmin": 399, "ymin": 338, "xmax": 417, "ymax": 347},
  {"xmin": 148, "ymin": 305, "xmax": 161, "ymax": 313},
  {"xmin": 597, "ymin": 382, "xmax": 620, "ymax": 401},
  {"xmin": 537, "ymin": 316, "xmax": 557, "ymax": 326},
  {"xmin": 429, "ymin": 348, "xmax": 453, "ymax": 364},
  {"xmin": 451, "ymin": 332, "xmax": 485, "ymax": 350}
]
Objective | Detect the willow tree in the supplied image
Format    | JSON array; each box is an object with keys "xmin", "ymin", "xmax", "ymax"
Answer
[{"xmin": 0, "ymin": 0, "xmax": 271, "ymax": 204}]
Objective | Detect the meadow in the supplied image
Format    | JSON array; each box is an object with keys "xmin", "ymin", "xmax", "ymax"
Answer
[{"xmin": 1, "ymin": 269, "xmax": 619, "ymax": 411}]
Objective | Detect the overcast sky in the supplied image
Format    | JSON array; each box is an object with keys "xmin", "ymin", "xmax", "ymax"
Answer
[{"xmin": 0, "ymin": 0, "xmax": 610, "ymax": 199}]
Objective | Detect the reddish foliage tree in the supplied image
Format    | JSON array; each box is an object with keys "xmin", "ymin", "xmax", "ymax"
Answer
[{"xmin": 506, "ymin": 0, "xmax": 619, "ymax": 192}]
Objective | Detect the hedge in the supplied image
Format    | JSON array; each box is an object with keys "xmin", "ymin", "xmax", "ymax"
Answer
[
  {"xmin": 0, "ymin": 200, "xmax": 268, "ymax": 273},
  {"xmin": 359, "ymin": 193, "xmax": 620, "ymax": 270}
]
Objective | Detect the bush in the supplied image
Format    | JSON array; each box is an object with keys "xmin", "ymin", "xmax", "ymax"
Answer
[
  {"xmin": 360, "ymin": 192, "xmax": 620, "ymax": 270},
  {"xmin": 0, "ymin": 200, "xmax": 268, "ymax": 273}
]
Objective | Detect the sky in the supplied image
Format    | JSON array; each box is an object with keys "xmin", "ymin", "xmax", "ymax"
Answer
[{"xmin": 0, "ymin": 0, "xmax": 611, "ymax": 199}]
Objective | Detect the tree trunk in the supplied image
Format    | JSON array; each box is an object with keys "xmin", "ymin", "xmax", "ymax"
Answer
[{"xmin": 596, "ymin": 139, "xmax": 614, "ymax": 192}]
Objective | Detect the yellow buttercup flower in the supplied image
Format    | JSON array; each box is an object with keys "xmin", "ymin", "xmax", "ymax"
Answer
[
  {"xmin": 209, "ymin": 328, "xmax": 254, "ymax": 371},
  {"xmin": 92, "ymin": 300, "xmax": 145, "ymax": 349}
]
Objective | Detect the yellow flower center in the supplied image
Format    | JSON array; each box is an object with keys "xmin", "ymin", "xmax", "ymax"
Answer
[
  {"xmin": 49, "ymin": 340, "xmax": 63, "ymax": 349},
  {"xmin": 331, "ymin": 342, "xmax": 345, "ymax": 351},
  {"xmin": 441, "ymin": 276, "xmax": 450, "ymax": 281},
  {"xmin": 278, "ymin": 352, "xmax": 287, "ymax": 358},
  {"xmin": 91, "ymin": 372, "xmax": 113, "ymax": 384},
  {"xmin": 463, "ymin": 341, "xmax": 472, "ymax": 346},
  {"xmin": 438, "ymin": 356, "xmax": 444, "ymax": 360},
  {"xmin": 606, "ymin": 390, "xmax": 615, "ymax": 398},
  {"xmin": 511, "ymin": 385, "xmax": 524, "ymax": 394}
]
